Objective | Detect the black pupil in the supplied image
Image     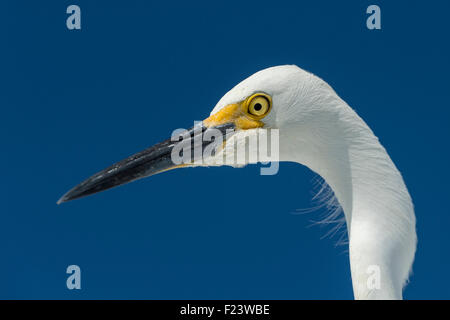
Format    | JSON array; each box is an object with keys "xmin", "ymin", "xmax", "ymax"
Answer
[{"xmin": 253, "ymin": 103, "xmax": 262, "ymax": 111}]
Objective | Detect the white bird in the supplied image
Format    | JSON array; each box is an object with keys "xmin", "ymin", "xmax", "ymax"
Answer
[{"xmin": 58, "ymin": 65, "xmax": 417, "ymax": 300}]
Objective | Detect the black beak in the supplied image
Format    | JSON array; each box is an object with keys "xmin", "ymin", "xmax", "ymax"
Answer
[{"xmin": 57, "ymin": 123, "xmax": 235, "ymax": 204}]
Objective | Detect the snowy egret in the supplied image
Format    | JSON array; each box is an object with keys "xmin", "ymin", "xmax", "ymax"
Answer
[{"xmin": 58, "ymin": 65, "xmax": 416, "ymax": 300}]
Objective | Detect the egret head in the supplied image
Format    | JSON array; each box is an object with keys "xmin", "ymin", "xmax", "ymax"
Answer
[
  {"xmin": 58, "ymin": 65, "xmax": 336, "ymax": 203},
  {"xmin": 203, "ymin": 65, "xmax": 342, "ymax": 165}
]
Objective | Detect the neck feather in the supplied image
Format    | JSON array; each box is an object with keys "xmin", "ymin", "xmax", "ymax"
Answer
[{"xmin": 282, "ymin": 99, "xmax": 417, "ymax": 299}]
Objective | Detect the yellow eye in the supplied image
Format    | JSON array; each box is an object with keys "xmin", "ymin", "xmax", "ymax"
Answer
[{"xmin": 245, "ymin": 93, "xmax": 272, "ymax": 119}]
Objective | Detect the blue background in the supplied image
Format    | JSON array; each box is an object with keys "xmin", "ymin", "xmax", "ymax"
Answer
[{"xmin": 1, "ymin": 0, "xmax": 449, "ymax": 299}]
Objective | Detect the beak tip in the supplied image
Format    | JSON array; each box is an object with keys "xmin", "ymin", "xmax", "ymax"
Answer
[{"xmin": 57, "ymin": 193, "xmax": 71, "ymax": 205}]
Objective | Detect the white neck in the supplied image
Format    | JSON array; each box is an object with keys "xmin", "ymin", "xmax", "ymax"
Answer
[{"xmin": 280, "ymin": 97, "xmax": 417, "ymax": 299}]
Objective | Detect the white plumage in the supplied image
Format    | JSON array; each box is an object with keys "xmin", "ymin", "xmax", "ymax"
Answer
[{"xmin": 210, "ymin": 65, "xmax": 417, "ymax": 299}]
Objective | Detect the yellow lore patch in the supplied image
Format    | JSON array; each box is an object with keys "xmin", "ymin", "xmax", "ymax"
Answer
[{"xmin": 204, "ymin": 93, "xmax": 272, "ymax": 130}]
